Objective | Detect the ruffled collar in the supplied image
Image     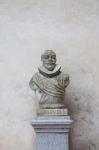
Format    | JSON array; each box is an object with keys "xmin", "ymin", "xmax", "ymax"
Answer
[{"xmin": 38, "ymin": 65, "xmax": 61, "ymax": 78}]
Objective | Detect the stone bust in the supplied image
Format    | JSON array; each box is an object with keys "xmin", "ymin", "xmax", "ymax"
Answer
[{"xmin": 29, "ymin": 50, "xmax": 69, "ymax": 109}]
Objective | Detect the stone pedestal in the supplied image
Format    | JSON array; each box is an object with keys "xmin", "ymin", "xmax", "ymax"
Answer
[{"xmin": 32, "ymin": 109, "xmax": 73, "ymax": 150}]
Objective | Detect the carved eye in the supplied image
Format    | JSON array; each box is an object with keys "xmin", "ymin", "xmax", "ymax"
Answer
[
  {"xmin": 52, "ymin": 56, "xmax": 56, "ymax": 59},
  {"xmin": 51, "ymin": 56, "xmax": 56, "ymax": 61},
  {"xmin": 44, "ymin": 55, "xmax": 49, "ymax": 59}
]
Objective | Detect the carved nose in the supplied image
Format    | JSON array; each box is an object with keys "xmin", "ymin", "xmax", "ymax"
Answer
[{"xmin": 49, "ymin": 57, "xmax": 52, "ymax": 60}]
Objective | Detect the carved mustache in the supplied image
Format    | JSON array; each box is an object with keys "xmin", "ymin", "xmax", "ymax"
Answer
[{"xmin": 46, "ymin": 63, "xmax": 55, "ymax": 65}]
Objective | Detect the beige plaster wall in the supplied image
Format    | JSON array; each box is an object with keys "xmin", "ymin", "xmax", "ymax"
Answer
[{"xmin": 0, "ymin": 0, "xmax": 99, "ymax": 150}]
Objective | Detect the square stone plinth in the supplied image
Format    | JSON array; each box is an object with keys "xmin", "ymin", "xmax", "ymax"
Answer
[{"xmin": 32, "ymin": 116, "xmax": 73, "ymax": 150}]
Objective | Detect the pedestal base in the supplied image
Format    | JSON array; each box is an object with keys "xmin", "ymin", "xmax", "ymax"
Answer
[{"xmin": 32, "ymin": 115, "xmax": 73, "ymax": 150}]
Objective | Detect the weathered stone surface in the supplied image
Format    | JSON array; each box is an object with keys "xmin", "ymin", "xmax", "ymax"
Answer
[
  {"xmin": 37, "ymin": 108, "xmax": 68, "ymax": 116},
  {"xmin": 36, "ymin": 133, "xmax": 69, "ymax": 150},
  {"xmin": 29, "ymin": 50, "xmax": 69, "ymax": 109},
  {"xmin": 0, "ymin": 0, "xmax": 99, "ymax": 150}
]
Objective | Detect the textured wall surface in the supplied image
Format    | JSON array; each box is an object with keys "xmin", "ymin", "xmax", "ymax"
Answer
[{"xmin": 0, "ymin": 0, "xmax": 99, "ymax": 150}]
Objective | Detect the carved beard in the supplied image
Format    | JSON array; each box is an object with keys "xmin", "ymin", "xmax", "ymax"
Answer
[{"xmin": 43, "ymin": 63, "xmax": 56, "ymax": 71}]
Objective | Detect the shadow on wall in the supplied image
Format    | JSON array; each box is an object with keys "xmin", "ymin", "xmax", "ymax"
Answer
[{"xmin": 64, "ymin": 71, "xmax": 96, "ymax": 150}]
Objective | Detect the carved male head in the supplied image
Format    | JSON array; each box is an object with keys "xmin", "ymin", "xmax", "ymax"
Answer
[{"xmin": 41, "ymin": 50, "xmax": 57, "ymax": 71}]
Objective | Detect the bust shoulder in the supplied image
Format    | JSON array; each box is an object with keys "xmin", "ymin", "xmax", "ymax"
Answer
[{"xmin": 56, "ymin": 72, "xmax": 69, "ymax": 88}]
